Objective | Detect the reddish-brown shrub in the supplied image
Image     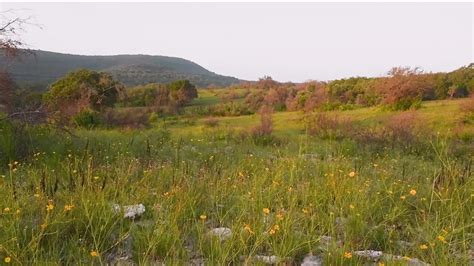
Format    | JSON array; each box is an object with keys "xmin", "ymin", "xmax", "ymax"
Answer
[
  {"xmin": 219, "ymin": 90, "xmax": 240, "ymax": 103},
  {"xmin": 382, "ymin": 110, "xmax": 429, "ymax": 145},
  {"xmin": 375, "ymin": 67, "xmax": 435, "ymax": 110},
  {"xmin": 250, "ymin": 105, "xmax": 273, "ymax": 137},
  {"xmin": 460, "ymin": 94, "xmax": 474, "ymax": 124},
  {"xmin": 460, "ymin": 94, "xmax": 474, "ymax": 114},
  {"xmin": 203, "ymin": 117, "xmax": 220, "ymax": 127},
  {"xmin": 304, "ymin": 112, "xmax": 354, "ymax": 139}
]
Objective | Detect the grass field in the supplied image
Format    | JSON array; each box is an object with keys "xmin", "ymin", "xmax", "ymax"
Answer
[
  {"xmin": 0, "ymin": 97, "xmax": 473, "ymax": 265},
  {"xmin": 169, "ymin": 98, "xmax": 473, "ymax": 138}
]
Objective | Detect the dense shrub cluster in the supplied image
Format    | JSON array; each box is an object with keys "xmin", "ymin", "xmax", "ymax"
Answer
[
  {"xmin": 119, "ymin": 80, "xmax": 197, "ymax": 111},
  {"xmin": 223, "ymin": 65, "xmax": 474, "ymax": 113}
]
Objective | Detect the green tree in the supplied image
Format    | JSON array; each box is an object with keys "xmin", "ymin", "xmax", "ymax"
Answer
[
  {"xmin": 168, "ymin": 80, "xmax": 198, "ymax": 106},
  {"xmin": 44, "ymin": 69, "xmax": 124, "ymax": 113}
]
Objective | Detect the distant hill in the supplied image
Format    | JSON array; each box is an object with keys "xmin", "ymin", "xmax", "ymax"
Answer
[{"xmin": 0, "ymin": 50, "xmax": 242, "ymax": 89}]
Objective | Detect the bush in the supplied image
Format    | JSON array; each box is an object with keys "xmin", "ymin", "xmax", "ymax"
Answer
[
  {"xmin": 354, "ymin": 111, "xmax": 431, "ymax": 153},
  {"xmin": 250, "ymin": 105, "xmax": 273, "ymax": 137},
  {"xmin": 101, "ymin": 108, "xmax": 151, "ymax": 129},
  {"xmin": 383, "ymin": 111, "xmax": 426, "ymax": 144},
  {"xmin": 71, "ymin": 109, "xmax": 101, "ymax": 129},
  {"xmin": 460, "ymin": 94, "xmax": 474, "ymax": 124},
  {"xmin": 304, "ymin": 112, "xmax": 354, "ymax": 140},
  {"xmin": 203, "ymin": 117, "xmax": 219, "ymax": 127}
]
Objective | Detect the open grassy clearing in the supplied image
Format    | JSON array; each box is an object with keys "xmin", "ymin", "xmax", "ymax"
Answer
[
  {"xmin": 168, "ymin": 99, "xmax": 473, "ymax": 138},
  {"xmin": 1, "ymin": 98, "xmax": 473, "ymax": 265}
]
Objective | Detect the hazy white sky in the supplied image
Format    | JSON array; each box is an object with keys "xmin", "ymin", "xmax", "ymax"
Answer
[{"xmin": 1, "ymin": 2, "xmax": 473, "ymax": 82}]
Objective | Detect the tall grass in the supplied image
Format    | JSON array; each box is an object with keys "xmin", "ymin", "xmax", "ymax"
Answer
[{"xmin": 0, "ymin": 124, "xmax": 472, "ymax": 264}]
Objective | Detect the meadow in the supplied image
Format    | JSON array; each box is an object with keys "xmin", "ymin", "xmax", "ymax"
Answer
[
  {"xmin": 0, "ymin": 93, "xmax": 473, "ymax": 265},
  {"xmin": 0, "ymin": 3, "xmax": 472, "ymax": 264},
  {"xmin": 0, "ymin": 88, "xmax": 474, "ymax": 265}
]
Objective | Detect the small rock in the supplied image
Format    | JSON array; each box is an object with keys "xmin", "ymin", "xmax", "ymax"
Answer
[
  {"xmin": 189, "ymin": 257, "xmax": 205, "ymax": 266},
  {"xmin": 113, "ymin": 204, "xmax": 146, "ymax": 219},
  {"xmin": 354, "ymin": 250, "xmax": 384, "ymax": 261},
  {"xmin": 301, "ymin": 254, "xmax": 323, "ymax": 266},
  {"xmin": 208, "ymin": 227, "xmax": 232, "ymax": 241},
  {"xmin": 383, "ymin": 254, "xmax": 430, "ymax": 266},
  {"xmin": 254, "ymin": 255, "xmax": 280, "ymax": 264}
]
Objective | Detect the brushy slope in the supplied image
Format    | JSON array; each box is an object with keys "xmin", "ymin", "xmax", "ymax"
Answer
[{"xmin": 0, "ymin": 50, "xmax": 241, "ymax": 88}]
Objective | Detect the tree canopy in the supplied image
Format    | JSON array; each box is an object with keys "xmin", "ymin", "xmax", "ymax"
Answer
[{"xmin": 44, "ymin": 69, "xmax": 124, "ymax": 112}]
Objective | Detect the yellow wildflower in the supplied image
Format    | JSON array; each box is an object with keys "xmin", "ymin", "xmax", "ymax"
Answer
[
  {"xmin": 400, "ymin": 195, "xmax": 406, "ymax": 200},
  {"xmin": 344, "ymin": 252, "xmax": 352, "ymax": 259},
  {"xmin": 437, "ymin": 235, "xmax": 447, "ymax": 244},
  {"xmin": 3, "ymin": 207, "xmax": 10, "ymax": 212},
  {"xmin": 90, "ymin": 251, "xmax": 99, "ymax": 257},
  {"xmin": 349, "ymin": 204, "xmax": 355, "ymax": 209},
  {"xmin": 348, "ymin": 171, "xmax": 356, "ymax": 177},
  {"xmin": 276, "ymin": 213, "xmax": 284, "ymax": 220},
  {"xmin": 419, "ymin": 244, "xmax": 428, "ymax": 250},
  {"xmin": 243, "ymin": 224, "xmax": 254, "ymax": 234},
  {"xmin": 4, "ymin": 257, "xmax": 11, "ymax": 263},
  {"xmin": 263, "ymin": 208, "xmax": 270, "ymax": 215},
  {"xmin": 64, "ymin": 204, "xmax": 74, "ymax": 212},
  {"xmin": 409, "ymin": 189, "xmax": 417, "ymax": 196},
  {"xmin": 199, "ymin": 214, "xmax": 207, "ymax": 221},
  {"xmin": 46, "ymin": 203, "xmax": 54, "ymax": 211}
]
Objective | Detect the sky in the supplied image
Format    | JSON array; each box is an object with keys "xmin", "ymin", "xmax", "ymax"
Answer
[{"xmin": 1, "ymin": 2, "xmax": 473, "ymax": 82}]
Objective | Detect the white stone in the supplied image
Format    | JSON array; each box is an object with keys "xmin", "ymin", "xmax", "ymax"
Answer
[
  {"xmin": 254, "ymin": 255, "xmax": 280, "ymax": 264},
  {"xmin": 354, "ymin": 250, "xmax": 384, "ymax": 261},
  {"xmin": 113, "ymin": 204, "xmax": 146, "ymax": 219},
  {"xmin": 208, "ymin": 227, "xmax": 232, "ymax": 241},
  {"xmin": 383, "ymin": 254, "xmax": 431, "ymax": 266},
  {"xmin": 301, "ymin": 254, "xmax": 323, "ymax": 266}
]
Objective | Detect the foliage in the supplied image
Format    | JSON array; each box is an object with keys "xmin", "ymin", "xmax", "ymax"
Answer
[
  {"xmin": 101, "ymin": 107, "xmax": 151, "ymax": 129},
  {"xmin": 168, "ymin": 80, "xmax": 198, "ymax": 106},
  {"xmin": 71, "ymin": 109, "xmax": 102, "ymax": 129},
  {"xmin": 203, "ymin": 117, "xmax": 219, "ymax": 127},
  {"xmin": 248, "ymin": 105, "xmax": 277, "ymax": 145},
  {"xmin": 0, "ymin": 71, "xmax": 16, "ymax": 113},
  {"xmin": 44, "ymin": 69, "xmax": 124, "ymax": 112}
]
